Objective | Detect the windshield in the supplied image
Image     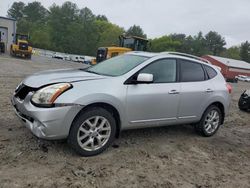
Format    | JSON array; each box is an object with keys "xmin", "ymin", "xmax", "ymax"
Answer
[
  {"xmin": 17, "ymin": 35, "xmax": 28, "ymax": 41},
  {"xmin": 86, "ymin": 54, "xmax": 148, "ymax": 76},
  {"xmin": 123, "ymin": 38, "xmax": 135, "ymax": 49}
]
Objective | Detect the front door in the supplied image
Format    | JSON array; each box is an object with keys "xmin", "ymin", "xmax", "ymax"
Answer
[{"xmin": 126, "ymin": 59, "xmax": 180, "ymax": 127}]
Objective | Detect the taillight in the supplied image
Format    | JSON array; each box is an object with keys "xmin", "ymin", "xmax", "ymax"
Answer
[{"xmin": 226, "ymin": 83, "xmax": 232, "ymax": 94}]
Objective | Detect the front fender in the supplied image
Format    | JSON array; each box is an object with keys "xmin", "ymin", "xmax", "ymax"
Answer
[{"xmin": 74, "ymin": 93, "xmax": 127, "ymax": 126}]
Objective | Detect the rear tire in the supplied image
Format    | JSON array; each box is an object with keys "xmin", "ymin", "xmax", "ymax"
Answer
[
  {"xmin": 68, "ymin": 107, "xmax": 116, "ymax": 156},
  {"xmin": 195, "ymin": 105, "xmax": 222, "ymax": 137}
]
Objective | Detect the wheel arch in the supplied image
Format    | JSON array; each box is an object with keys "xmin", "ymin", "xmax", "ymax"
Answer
[
  {"xmin": 71, "ymin": 102, "xmax": 121, "ymax": 138},
  {"xmin": 206, "ymin": 101, "xmax": 225, "ymax": 124}
]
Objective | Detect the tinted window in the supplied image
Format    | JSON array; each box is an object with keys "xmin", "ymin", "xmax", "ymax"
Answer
[
  {"xmin": 140, "ymin": 59, "xmax": 176, "ymax": 83},
  {"xmin": 180, "ymin": 60, "xmax": 205, "ymax": 82},
  {"xmin": 204, "ymin": 65, "xmax": 217, "ymax": 79}
]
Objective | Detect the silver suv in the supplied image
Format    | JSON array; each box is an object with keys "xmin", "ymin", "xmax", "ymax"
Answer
[{"xmin": 11, "ymin": 52, "xmax": 231, "ymax": 156}]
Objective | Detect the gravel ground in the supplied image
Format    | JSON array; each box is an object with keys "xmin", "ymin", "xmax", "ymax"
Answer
[{"xmin": 0, "ymin": 55, "xmax": 249, "ymax": 188}]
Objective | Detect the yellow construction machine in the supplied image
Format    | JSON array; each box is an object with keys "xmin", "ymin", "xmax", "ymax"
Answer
[
  {"xmin": 92, "ymin": 35, "xmax": 148, "ymax": 64},
  {"xmin": 10, "ymin": 34, "xmax": 32, "ymax": 59}
]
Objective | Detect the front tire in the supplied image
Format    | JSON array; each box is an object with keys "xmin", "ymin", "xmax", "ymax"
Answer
[
  {"xmin": 68, "ymin": 107, "xmax": 116, "ymax": 156},
  {"xmin": 195, "ymin": 105, "xmax": 222, "ymax": 137}
]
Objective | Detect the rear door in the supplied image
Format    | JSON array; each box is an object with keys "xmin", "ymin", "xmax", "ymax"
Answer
[
  {"xmin": 177, "ymin": 59, "xmax": 214, "ymax": 123},
  {"xmin": 126, "ymin": 58, "xmax": 181, "ymax": 127}
]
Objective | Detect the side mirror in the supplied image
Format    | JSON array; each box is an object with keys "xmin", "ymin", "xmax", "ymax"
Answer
[{"xmin": 137, "ymin": 73, "xmax": 153, "ymax": 83}]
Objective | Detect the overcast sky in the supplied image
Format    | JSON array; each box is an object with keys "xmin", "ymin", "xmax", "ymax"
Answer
[{"xmin": 1, "ymin": 0, "xmax": 250, "ymax": 47}]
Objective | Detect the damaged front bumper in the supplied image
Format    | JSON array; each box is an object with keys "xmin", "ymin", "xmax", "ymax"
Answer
[{"xmin": 11, "ymin": 93, "xmax": 82, "ymax": 140}]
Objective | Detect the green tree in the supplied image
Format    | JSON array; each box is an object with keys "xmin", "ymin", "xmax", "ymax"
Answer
[
  {"xmin": 149, "ymin": 35, "xmax": 181, "ymax": 52},
  {"xmin": 204, "ymin": 31, "xmax": 226, "ymax": 55},
  {"xmin": 190, "ymin": 32, "xmax": 209, "ymax": 56},
  {"xmin": 126, "ymin": 25, "xmax": 147, "ymax": 38},
  {"xmin": 7, "ymin": 1, "xmax": 25, "ymax": 20},
  {"xmin": 23, "ymin": 2, "xmax": 48, "ymax": 23},
  {"xmin": 16, "ymin": 19, "xmax": 33, "ymax": 34},
  {"xmin": 48, "ymin": 2, "xmax": 79, "ymax": 52},
  {"xmin": 240, "ymin": 41, "xmax": 250, "ymax": 63},
  {"xmin": 79, "ymin": 7, "xmax": 95, "ymax": 24},
  {"xmin": 169, "ymin": 33, "xmax": 186, "ymax": 42},
  {"xmin": 78, "ymin": 7, "xmax": 99, "ymax": 55},
  {"xmin": 169, "ymin": 33, "xmax": 187, "ymax": 53},
  {"xmin": 96, "ymin": 15, "xmax": 108, "ymax": 21},
  {"xmin": 95, "ymin": 20, "xmax": 124, "ymax": 47},
  {"xmin": 221, "ymin": 46, "xmax": 241, "ymax": 60},
  {"xmin": 30, "ymin": 25, "xmax": 51, "ymax": 49}
]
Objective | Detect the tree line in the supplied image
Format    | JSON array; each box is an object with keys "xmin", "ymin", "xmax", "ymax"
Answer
[{"xmin": 7, "ymin": 1, "xmax": 250, "ymax": 62}]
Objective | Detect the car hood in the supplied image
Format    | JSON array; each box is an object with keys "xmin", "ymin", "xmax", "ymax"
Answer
[{"xmin": 23, "ymin": 68, "xmax": 107, "ymax": 88}]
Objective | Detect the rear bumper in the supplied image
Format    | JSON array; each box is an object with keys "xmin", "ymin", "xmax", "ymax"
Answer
[{"xmin": 11, "ymin": 93, "xmax": 82, "ymax": 140}]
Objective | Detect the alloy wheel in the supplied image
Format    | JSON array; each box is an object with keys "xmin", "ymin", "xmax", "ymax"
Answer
[
  {"xmin": 77, "ymin": 116, "xmax": 111, "ymax": 151},
  {"xmin": 204, "ymin": 110, "xmax": 220, "ymax": 134}
]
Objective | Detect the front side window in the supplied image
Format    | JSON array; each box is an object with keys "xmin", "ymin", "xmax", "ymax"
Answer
[
  {"xmin": 140, "ymin": 59, "xmax": 177, "ymax": 83},
  {"xmin": 179, "ymin": 59, "xmax": 205, "ymax": 82},
  {"xmin": 86, "ymin": 54, "xmax": 148, "ymax": 76}
]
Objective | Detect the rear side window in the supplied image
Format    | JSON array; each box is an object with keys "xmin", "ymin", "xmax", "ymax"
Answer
[
  {"xmin": 179, "ymin": 59, "xmax": 205, "ymax": 82},
  {"xmin": 204, "ymin": 65, "xmax": 217, "ymax": 79}
]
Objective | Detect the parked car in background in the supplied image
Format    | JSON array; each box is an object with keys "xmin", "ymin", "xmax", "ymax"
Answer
[
  {"xmin": 235, "ymin": 75, "xmax": 250, "ymax": 82},
  {"xmin": 64, "ymin": 55, "xmax": 71, "ymax": 61},
  {"xmin": 246, "ymin": 77, "xmax": 250, "ymax": 82},
  {"xmin": 238, "ymin": 90, "xmax": 250, "ymax": 111},
  {"xmin": 71, "ymin": 55, "xmax": 85, "ymax": 63},
  {"xmin": 11, "ymin": 52, "xmax": 231, "ymax": 156},
  {"xmin": 245, "ymin": 77, "xmax": 250, "ymax": 82},
  {"xmin": 52, "ymin": 52, "xmax": 64, "ymax": 60}
]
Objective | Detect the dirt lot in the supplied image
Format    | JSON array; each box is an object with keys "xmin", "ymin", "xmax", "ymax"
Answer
[{"xmin": 0, "ymin": 55, "xmax": 249, "ymax": 188}]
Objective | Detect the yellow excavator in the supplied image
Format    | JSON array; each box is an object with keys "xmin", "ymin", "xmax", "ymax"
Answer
[
  {"xmin": 10, "ymin": 34, "xmax": 32, "ymax": 59},
  {"xmin": 92, "ymin": 35, "xmax": 148, "ymax": 64}
]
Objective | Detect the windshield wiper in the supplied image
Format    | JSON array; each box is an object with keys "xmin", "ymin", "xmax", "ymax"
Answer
[
  {"xmin": 80, "ymin": 69, "xmax": 113, "ymax": 77},
  {"xmin": 85, "ymin": 70, "xmax": 102, "ymax": 75}
]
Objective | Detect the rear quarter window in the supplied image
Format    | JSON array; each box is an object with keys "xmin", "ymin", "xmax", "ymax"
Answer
[{"xmin": 204, "ymin": 65, "xmax": 217, "ymax": 79}]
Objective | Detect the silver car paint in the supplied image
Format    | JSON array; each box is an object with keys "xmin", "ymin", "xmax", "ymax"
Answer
[
  {"xmin": 12, "ymin": 52, "xmax": 230, "ymax": 139},
  {"xmin": 11, "ymin": 93, "xmax": 82, "ymax": 139},
  {"xmin": 23, "ymin": 68, "xmax": 107, "ymax": 88}
]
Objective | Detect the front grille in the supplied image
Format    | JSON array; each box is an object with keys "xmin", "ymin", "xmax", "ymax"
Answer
[
  {"xmin": 19, "ymin": 42, "xmax": 28, "ymax": 50},
  {"xmin": 15, "ymin": 84, "xmax": 37, "ymax": 100}
]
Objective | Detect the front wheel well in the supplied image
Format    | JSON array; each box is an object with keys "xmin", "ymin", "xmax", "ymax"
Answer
[{"xmin": 72, "ymin": 102, "xmax": 121, "ymax": 138}]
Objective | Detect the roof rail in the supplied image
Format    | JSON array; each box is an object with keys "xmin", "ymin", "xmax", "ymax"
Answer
[{"xmin": 160, "ymin": 51, "xmax": 211, "ymax": 64}]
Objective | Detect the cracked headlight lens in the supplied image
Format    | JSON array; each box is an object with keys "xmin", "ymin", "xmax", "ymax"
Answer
[{"xmin": 31, "ymin": 83, "xmax": 72, "ymax": 106}]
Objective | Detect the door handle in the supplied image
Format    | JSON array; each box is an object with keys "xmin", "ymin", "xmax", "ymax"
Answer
[
  {"xmin": 205, "ymin": 88, "xmax": 214, "ymax": 93},
  {"xmin": 168, "ymin": 90, "xmax": 179, "ymax": 94}
]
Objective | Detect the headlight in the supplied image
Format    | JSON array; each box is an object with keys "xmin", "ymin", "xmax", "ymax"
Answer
[{"xmin": 31, "ymin": 83, "xmax": 72, "ymax": 107}]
